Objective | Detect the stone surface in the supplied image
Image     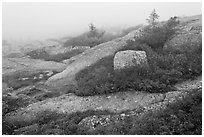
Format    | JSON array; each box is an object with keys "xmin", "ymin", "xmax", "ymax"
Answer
[
  {"xmin": 2, "ymin": 83, "xmax": 9, "ymax": 91},
  {"xmin": 78, "ymin": 77, "xmax": 202, "ymax": 131},
  {"xmin": 5, "ymin": 90, "xmax": 165, "ymax": 129},
  {"xmin": 2, "ymin": 15, "xmax": 202, "ymax": 134},
  {"xmin": 164, "ymin": 15, "xmax": 202, "ymax": 52},
  {"xmin": 13, "ymin": 124, "xmax": 39, "ymax": 135},
  {"xmin": 2, "ymin": 39, "xmax": 62, "ymax": 57},
  {"xmin": 41, "ymin": 128, "xmax": 65, "ymax": 135},
  {"xmin": 2, "ymin": 57, "xmax": 67, "ymax": 76},
  {"xmin": 46, "ymin": 15, "xmax": 201, "ymax": 90},
  {"xmin": 45, "ymin": 26, "xmax": 145, "ymax": 90},
  {"xmin": 5, "ymin": 76, "xmax": 201, "ymax": 131},
  {"xmin": 113, "ymin": 50, "xmax": 148, "ymax": 71}
]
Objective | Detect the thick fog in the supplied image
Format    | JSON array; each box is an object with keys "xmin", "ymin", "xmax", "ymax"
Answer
[{"xmin": 3, "ymin": 2, "xmax": 201, "ymax": 42}]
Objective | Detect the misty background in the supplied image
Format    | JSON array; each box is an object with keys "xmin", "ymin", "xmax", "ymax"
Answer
[{"xmin": 3, "ymin": 2, "xmax": 202, "ymax": 42}]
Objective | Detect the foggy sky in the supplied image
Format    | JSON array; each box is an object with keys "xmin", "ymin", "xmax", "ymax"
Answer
[{"xmin": 3, "ymin": 2, "xmax": 202, "ymax": 41}]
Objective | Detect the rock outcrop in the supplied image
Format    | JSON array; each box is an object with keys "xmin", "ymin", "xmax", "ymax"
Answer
[
  {"xmin": 2, "ymin": 15, "xmax": 202, "ymax": 135},
  {"xmin": 5, "ymin": 89, "xmax": 165, "ymax": 128},
  {"xmin": 45, "ymin": 15, "xmax": 202, "ymax": 91},
  {"xmin": 2, "ymin": 57, "xmax": 67, "ymax": 90},
  {"xmin": 113, "ymin": 50, "xmax": 148, "ymax": 71},
  {"xmin": 164, "ymin": 15, "xmax": 202, "ymax": 52},
  {"xmin": 45, "ymin": 27, "xmax": 145, "ymax": 90},
  {"xmin": 4, "ymin": 76, "xmax": 202, "ymax": 132},
  {"xmin": 3, "ymin": 57, "xmax": 67, "ymax": 76},
  {"xmin": 78, "ymin": 76, "xmax": 202, "ymax": 131}
]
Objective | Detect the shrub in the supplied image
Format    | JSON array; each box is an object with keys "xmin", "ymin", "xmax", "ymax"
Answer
[
  {"xmin": 181, "ymin": 46, "xmax": 202, "ymax": 78},
  {"xmin": 75, "ymin": 37, "xmax": 201, "ymax": 96},
  {"xmin": 64, "ymin": 30, "xmax": 118, "ymax": 48},
  {"xmin": 136, "ymin": 25, "xmax": 166, "ymax": 50},
  {"xmin": 46, "ymin": 49, "xmax": 83, "ymax": 62},
  {"xmin": 35, "ymin": 109, "xmax": 114, "ymax": 135},
  {"xmin": 3, "ymin": 109, "xmax": 114, "ymax": 135},
  {"xmin": 2, "ymin": 94, "xmax": 36, "ymax": 116},
  {"xmin": 90, "ymin": 90, "xmax": 202, "ymax": 135},
  {"xmin": 2, "ymin": 71, "xmax": 57, "ymax": 90},
  {"xmin": 3, "ymin": 71, "xmax": 38, "ymax": 90},
  {"xmin": 136, "ymin": 17, "xmax": 179, "ymax": 50},
  {"xmin": 27, "ymin": 49, "xmax": 49, "ymax": 60},
  {"xmin": 26, "ymin": 49, "xmax": 84, "ymax": 62},
  {"xmin": 114, "ymin": 66, "xmax": 178, "ymax": 93},
  {"xmin": 3, "ymin": 90, "xmax": 201, "ymax": 135},
  {"xmin": 75, "ymin": 53, "xmax": 176, "ymax": 96},
  {"xmin": 163, "ymin": 16, "xmax": 179, "ymax": 40},
  {"xmin": 120, "ymin": 24, "xmax": 143, "ymax": 37},
  {"xmin": 75, "ymin": 56, "xmax": 115, "ymax": 96},
  {"xmin": 165, "ymin": 42, "xmax": 202, "ymax": 78}
]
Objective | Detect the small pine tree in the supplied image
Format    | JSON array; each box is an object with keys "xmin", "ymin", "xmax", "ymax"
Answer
[
  {"xmin": 88, "ymin": 23, "xmax": 97, "ymax": 37},
  {"xmin": 146, "ymin": 9, "xmax": 160, "ymax": 27},
  {"xmin": 89, "ymin": 23, "xmax": 96, "ymax": 32}
]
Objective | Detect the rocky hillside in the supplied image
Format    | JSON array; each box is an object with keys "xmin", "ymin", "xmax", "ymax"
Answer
[
  {"xmin": 2, "ymin": 15, "xmax": 202, "ymax": 135},
  {"xmin": 45, "ymin": 15, "xmax": 201, "ymax": 92},
  {"xmin": 164, "ymin": 15, "xmax": 202, "ymax": 52},
  {"xmin": 3, "ymin": 77, "xmax": 202, "ymax": 135}
]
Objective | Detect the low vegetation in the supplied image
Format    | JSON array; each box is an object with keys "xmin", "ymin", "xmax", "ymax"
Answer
[
  {"xmin": 64, "ymin": 23, "xmax": 119, "ymax": 48},
  {"xmin": 136, "ymin": 16, "xmax": 179, "ymax": 50},
  {"xmin": 119, "ymin": 24, "xmax": 143, "ymax": 37},
  {"xmin": 75, "ymin": 45, "xmax": 201, "ymax": 96},
  {"xmin": 87, "ymin": 89, "xmax": 202, "ymax": 135},
  {"xmin": 2, "ymin": 70, "xmax": 58, "ymax": 90},
  {"xmin": 2, "ymin": 94, "xmax": 36, "ymax": 116},
  {"xmin": 2, "ymin": 109, "xmax": 114, "ymax": 135},
  {"xmin": 74, "ymin": 15, "xmax": 201, "ymax": 96},
  {"xmin": 3, "ymin": 88, "xmax": 201, "ymax": 135},
  {"xmin": 2, "ymin": 88, "xmax": 61, "ymax": 118},
  {"xmin": 2, "ymin": 10, "xmax": 202, "ymax": 135},
  {"xmin": 26, "ymin": 48, "xmax": 84, "ymax": 62}
]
